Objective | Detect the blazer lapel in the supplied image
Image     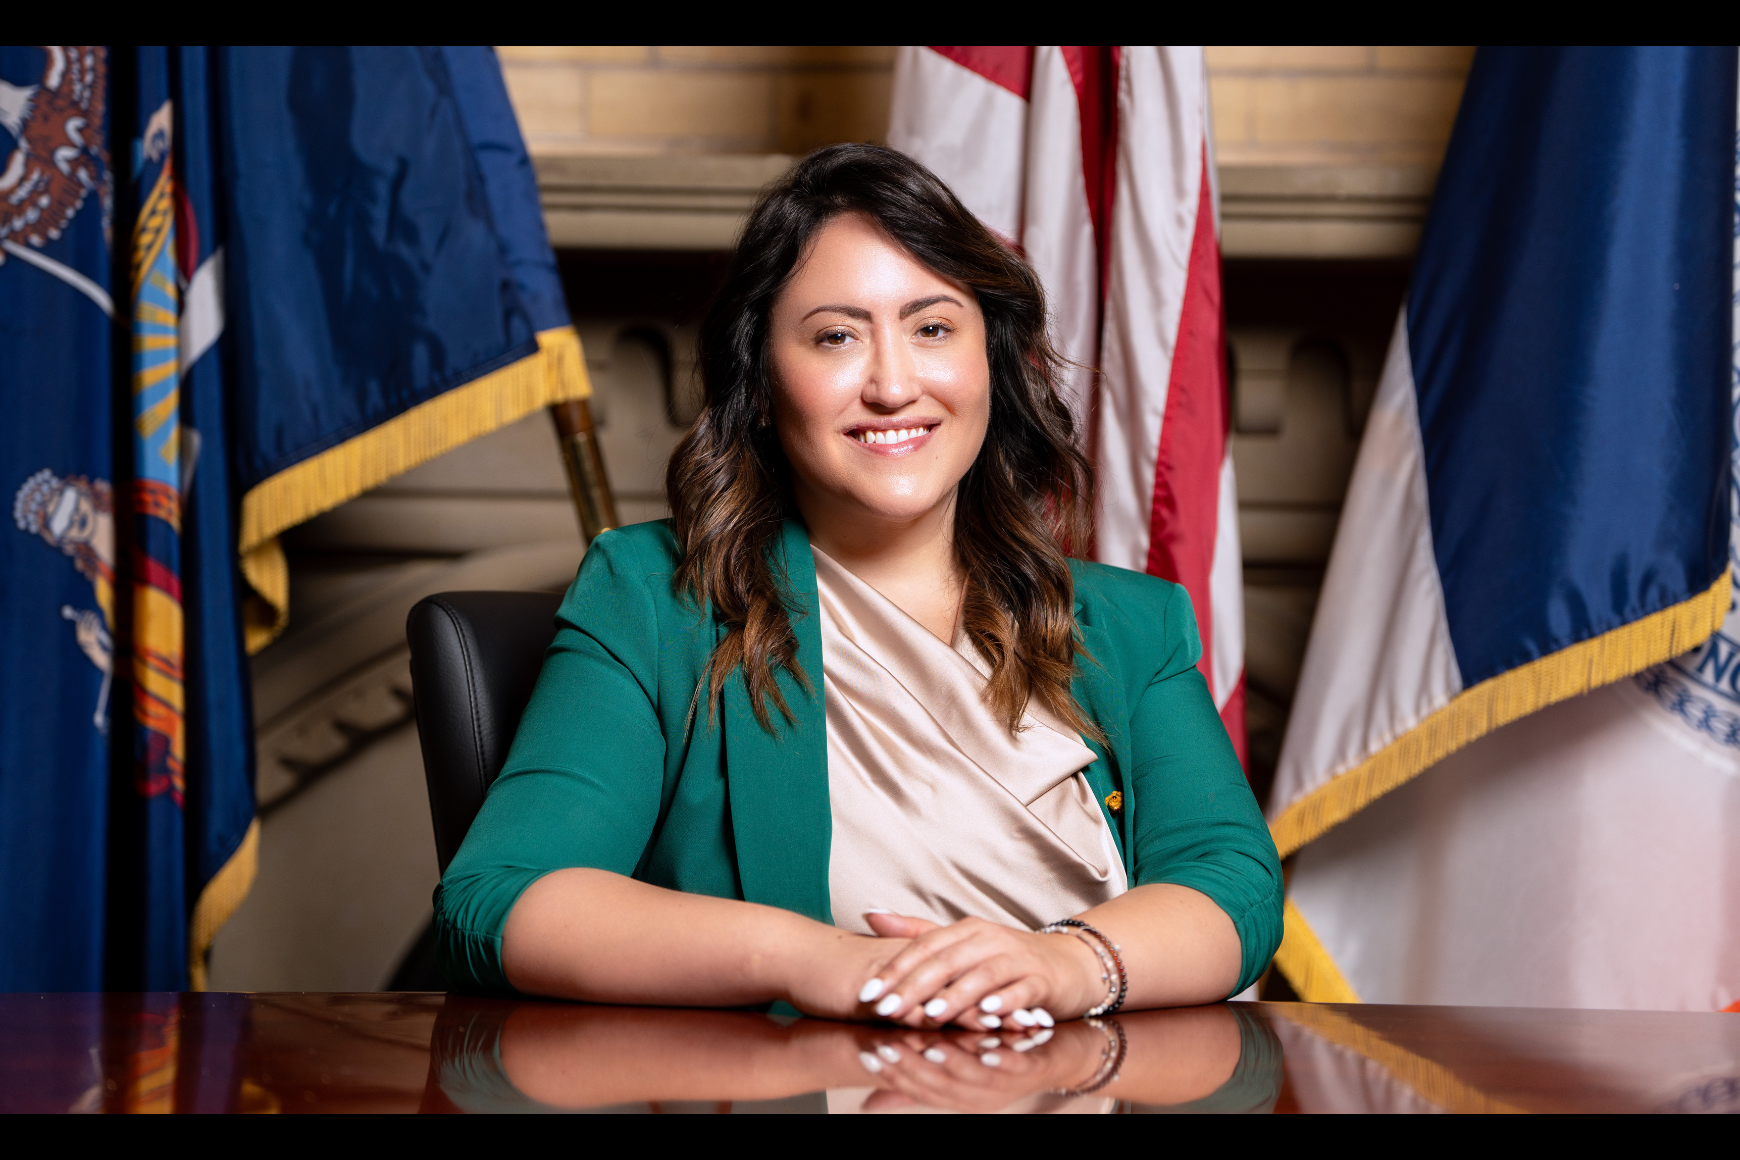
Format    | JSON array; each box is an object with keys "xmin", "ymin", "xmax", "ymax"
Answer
[
  {"xmin": 723, "ymin": 518, "xmax": 832, "ymax": 924},
  {"xmin": 1072, "ymin": 599, "xmax": 1135, "ymax": 875}
]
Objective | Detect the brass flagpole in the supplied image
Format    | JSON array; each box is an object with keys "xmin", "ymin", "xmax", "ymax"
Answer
[{"xmin": 548, "ymin": 400, "xmax": 619, "ymax": 543}]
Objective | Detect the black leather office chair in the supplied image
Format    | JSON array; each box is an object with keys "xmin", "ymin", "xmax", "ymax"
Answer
[{"xmin": 406, "ymin": 590, "xmax": 563, "ymax": 874}]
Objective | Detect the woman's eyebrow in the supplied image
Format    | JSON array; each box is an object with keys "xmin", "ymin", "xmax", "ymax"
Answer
[
  {"xmin": 802, "ymin": 304, "xmax": 871, "ymax": 321},
  {"xmin": 800, "ymin": 295, "xmax": 963, "ymax": 322},
  {"xmin": 900, "ymin": 294, "xmax": 962, "ymax": 318}
]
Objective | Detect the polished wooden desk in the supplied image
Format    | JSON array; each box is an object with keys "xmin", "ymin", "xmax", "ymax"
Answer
[{"xmin": 2, "ymin": 993, "xmax": 1735, "ymax": 1113}]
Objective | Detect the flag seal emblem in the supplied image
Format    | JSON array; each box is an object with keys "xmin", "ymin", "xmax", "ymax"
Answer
[
  {"xmin": 0, "ymin": 45, "xmax": 110, "ymax": 251},
  {"xmin": 12, "ymin": 468, "xmax": 115, "ymax": 731}
]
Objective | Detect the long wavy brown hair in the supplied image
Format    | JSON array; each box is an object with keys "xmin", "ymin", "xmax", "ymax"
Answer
[{"xmin": 667, "ymin": 143, "xmax": 1098, "ymax": 738}]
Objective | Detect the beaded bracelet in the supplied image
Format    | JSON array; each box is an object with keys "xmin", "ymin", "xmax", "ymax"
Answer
[
  {"xmin": 1050, "ymin": 1016, "xmax": 1127, "ymax": 1098},
  {"xmin": 1040, "ymin": 917, "xmax": 1128, "ymax": 1016},
  {"xmin": 1045, "ymin": 925, "xmax": 1118, "ymax": 1015}
]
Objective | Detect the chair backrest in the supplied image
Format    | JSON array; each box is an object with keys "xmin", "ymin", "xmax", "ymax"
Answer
[{"xmin": 406, "ymin": 590, "xmax": 563, "ymax": 874}]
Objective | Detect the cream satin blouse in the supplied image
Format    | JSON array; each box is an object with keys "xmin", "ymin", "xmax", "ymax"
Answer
[{"xmin": 813, "ymin": 546, "xmax": 1128, "ymax": 935}]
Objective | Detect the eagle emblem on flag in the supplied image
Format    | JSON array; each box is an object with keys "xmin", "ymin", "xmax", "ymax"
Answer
[{"xmin": 0, "ymin": 45, "xmax": 110, "ymax": 252}]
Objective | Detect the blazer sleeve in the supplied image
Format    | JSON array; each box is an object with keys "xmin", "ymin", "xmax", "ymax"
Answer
[
  {"xmin": 1125, "ymin": 582, "xmax": 1284, "ymax": 996},
  {"xmin": 434, "ymin": 530, "xmax": 670, "ymax": 991}
]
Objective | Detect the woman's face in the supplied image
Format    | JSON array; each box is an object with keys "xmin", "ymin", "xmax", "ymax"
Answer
[{"xmin": 768, "ymin": 212, "xmax": 991, "ymax": 532}]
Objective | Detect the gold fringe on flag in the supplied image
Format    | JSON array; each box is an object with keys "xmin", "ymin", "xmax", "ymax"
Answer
[
  {"xmin": 1269, "ymin": 567, "xmax": 1730, "ymax": 1006},
  {"xmin": 1274, "ymin": 1002, "xmax": 1526, "ymax": 1112},
  {"xmin": 198, "ymin": 327, "xmax": 591, "ymax": 986},
  {"xmin": 237, "ymin": 326, "xmax": 591, "ymax": 653},
  {"xmin": 1269, "ymin": 567, "xmax": 1730, "ymax": 860},
  {"xmin": 187, "ymin": 818, "xmax": 258, "ymax": 991},
  {"xmin": 1273, "ymin": 899, "xmax": 1360, "ymax": 1003}
]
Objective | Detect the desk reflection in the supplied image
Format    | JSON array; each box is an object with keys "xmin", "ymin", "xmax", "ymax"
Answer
[
  {"xmin": 3, "ymin": 993, "xmax": 1737, "ymax": 1113},
  {"xmin": 427, "ymin": 1001, "xmax": 1280, "ymax": 1114}
]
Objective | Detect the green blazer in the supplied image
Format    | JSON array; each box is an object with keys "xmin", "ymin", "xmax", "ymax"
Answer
[{"xmin": 435, "ymin": 519, "xmax": 1283, "ymax": 994}]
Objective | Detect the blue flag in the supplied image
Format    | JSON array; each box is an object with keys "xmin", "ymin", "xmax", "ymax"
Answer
[
  {"xmin": 1, "ymin": 45, "xmax": 116, "ymax": 990},
  {"xmin": 1, "ymin": 45, "xmax": 585, "ymax": 991},
  {"xmin": 217, "ymin": 46, "xmax": 585, "ymax": 648},
  {"xmin": 1270, "ymin": 46, "xmax": 1737, "ymax": 1004}
]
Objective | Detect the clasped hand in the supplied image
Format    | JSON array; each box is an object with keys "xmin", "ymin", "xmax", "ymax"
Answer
[{"xmin": 813, "ymin": 911, "xmax": 1104, "ymax": 1030}]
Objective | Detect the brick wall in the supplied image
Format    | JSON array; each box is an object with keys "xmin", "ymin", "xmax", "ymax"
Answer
[
  {"xmin": 499, "ymin": 46, "xmax": 1473, "ymax": 168},
  {"xmin": 497, "ymin": 46, "xmax": 895, "ymax": 157},
  {"xmin": 1206, "ymin": 46, "xmax": 1473, "ymax": 165}
]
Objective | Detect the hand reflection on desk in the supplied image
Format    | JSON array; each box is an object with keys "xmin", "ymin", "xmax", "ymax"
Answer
[
  {"xmin": 5, "ymin": 993, "xmax": 1725, "ymax": 1113},
  {"xmin": 428, "ymin": 999, "xmax": 1282, "ymax": 1114}
]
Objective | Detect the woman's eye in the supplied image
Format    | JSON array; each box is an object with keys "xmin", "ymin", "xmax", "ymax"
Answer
[
  {"xmin": 819, "ymin": 330, "xmax": 851, "ymax": 346},
  {"xmin": 918, "ymin": 324, "xmax": 949, "ymax": 339}
]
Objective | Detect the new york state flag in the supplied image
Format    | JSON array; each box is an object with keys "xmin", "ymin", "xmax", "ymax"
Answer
[{"xmin": 1269, "ymin": 46, "xmax": 1739, "ymax": 1012}]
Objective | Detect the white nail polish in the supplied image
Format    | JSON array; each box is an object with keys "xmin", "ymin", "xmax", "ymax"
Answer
[
  {"xmin": 978, "ymin": 1036, "xmax": 1000, "ymax": 1049},
  {"xmin": 1031, "ymin": 1028, "xmax": 1054, "ymax": 1045},
  {"xmin": 1011, "ymin": 1008, "xmax": 1038, "ymax": 1027},
  {"xmin": 980, "ymin": 1052, "xmax": 1002, "ymax": 1067},
  {"xmin": 858, "ymin": 978, "xmax": 885, "ymax": 1003},
  {"xmin": 858, "ymin": 1051, "xmax": 883, "ymax": 1073},
  {"xmin": 864, "ymin": 907, "xmax": 894, "ymax": 916},
  {"xmin": 923, "ymin": 1047, "xmax": 947, "ymax": 1064},
  {"xmin": 877, "ymin": 1044, "xmax": 901, "ymax": 1063},
  {"xmin": 1033, "ymin": 1008, "xmax": 1055, "ymax": 1028},
  {"xmin": 1011, "ymin": 1038, "xmax": 1036, "ymax": 1052},
  {"xmin": 875, "ymin": 993, "xmax": 902, "ymax": 1017},
  {"xmin": 923, "ymin": 998, "xmax": 948, "ymax": 1018},
  {"xmin": 979, "ymin": 995, "xmax": 1003, "ymax": 1013},
  {"xmin": 980, "ymin": 1014, "xmax": 1001, "ymax": 1029}
]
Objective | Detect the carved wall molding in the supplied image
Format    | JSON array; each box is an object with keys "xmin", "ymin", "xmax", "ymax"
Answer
[
  {"xmin": 255, "ymin": 649, "xmax": 415, "ymax": 816},
  {"xmin": 249, "ymin": 542, "xmax": 586, "ymax": 829},
  {"xmin": 1228, "ymin": 326, "xmax": 1379, "ymax": 567},
  {"xmin": 214, "ymin": 540, "xmax": 588, "ymax": 992},
  {"xmin": 537, "ymin": 153, "xmax": 796, "ymax": 251},
  {"xmin": 1218, "ymin": 164, "xmax": 1435, "ymax": 259},
  {"xmin": 251, "ymin": 542, "xmax": 586, "ymax": 779}
]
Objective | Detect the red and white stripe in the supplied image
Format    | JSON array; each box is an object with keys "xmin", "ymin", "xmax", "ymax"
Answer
[{"xmin": 891, "ymin": 46, "xmax": 1246, "ymax": 763}]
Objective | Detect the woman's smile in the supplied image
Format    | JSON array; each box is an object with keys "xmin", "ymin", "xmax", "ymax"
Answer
[
  {"xmin": 769, "ymin": 211, "xmax": 990, "ymax": 534},
  {"xmin": 848, "ymin": 422, "xmax": 938, "ymax": 453}
]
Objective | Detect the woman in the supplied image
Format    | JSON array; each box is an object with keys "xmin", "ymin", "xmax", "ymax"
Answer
[{"xmin": 436, "ymin": 144, "xmax": 1282, "ymax": 1030}]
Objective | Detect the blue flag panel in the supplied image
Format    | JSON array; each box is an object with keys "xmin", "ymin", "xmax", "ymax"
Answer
[
  {"xmin": 2, "ymin": 45, "xmax": 568, "ymax": 991},
  {"xmin": 217, "ymin": 46, "xmax": 544, "ymax": 491},
  {"xmin": 122, "ymin": 43, "xmax": 192, "ymax": 990},
  {"xmin": 439, "ymin": 47, "xmax": 570, "ymax": 335},
  {"xmin": 0, "ymin": 45, "xmax": 116, "ymax": 991},
  {"xmin": 174, "ymin": 47, "xmax": 257, "ymax": 977},
  {"xmin": 1409, "ymin": 46, "xmax": 1736, "ymax": 686}
]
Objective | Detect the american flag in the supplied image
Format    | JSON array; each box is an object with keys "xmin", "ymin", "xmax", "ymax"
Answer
[{"xmin": 890, "ymin": 46, "xmax": 1246, "ymax": 764}]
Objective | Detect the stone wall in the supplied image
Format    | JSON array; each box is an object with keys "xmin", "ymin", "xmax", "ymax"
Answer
[{"xmin": 499, "ymin": 45, "xmax": 1473, "ymax": 167}]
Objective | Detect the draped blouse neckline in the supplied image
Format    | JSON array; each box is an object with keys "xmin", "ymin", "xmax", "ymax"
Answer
[{"xmin": 812, "ymin": 544, "xmax": 1128, "ymax": 934}]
